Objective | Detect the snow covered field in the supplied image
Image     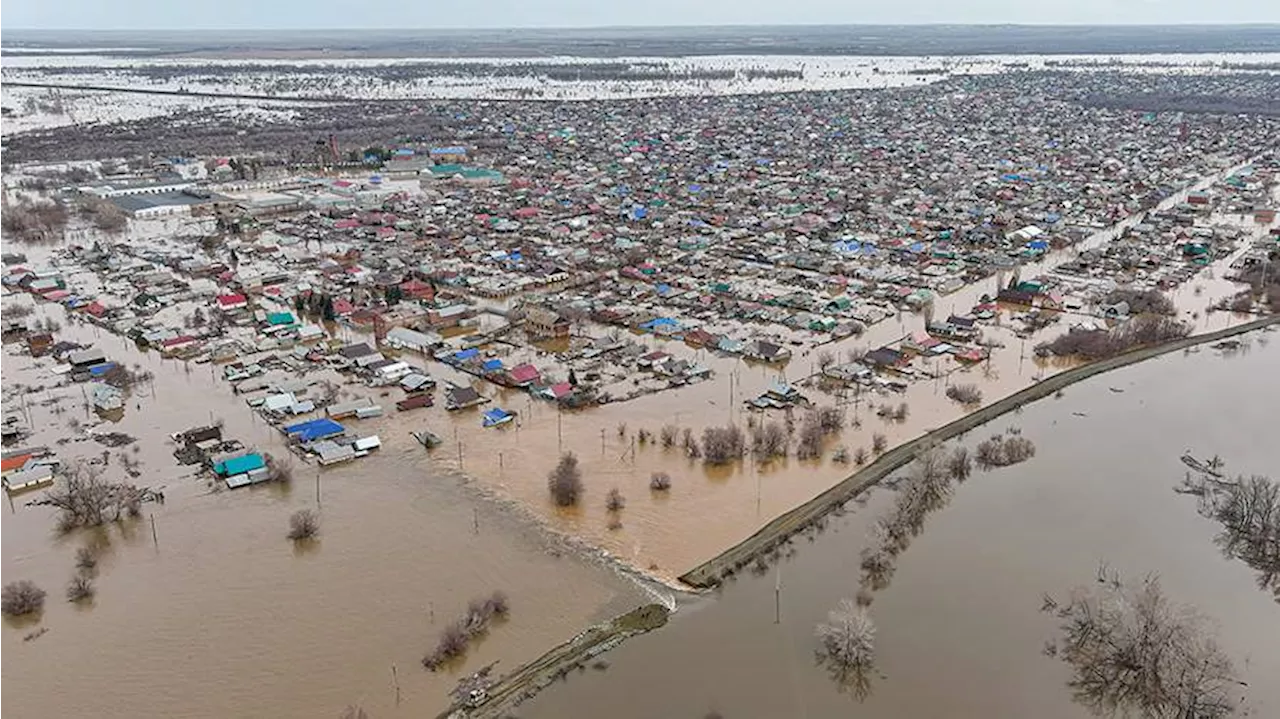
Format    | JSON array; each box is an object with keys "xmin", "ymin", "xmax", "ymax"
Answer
[{"xmin": 3, "ymin": 51, "xmax": 1277, "ymax": 137}]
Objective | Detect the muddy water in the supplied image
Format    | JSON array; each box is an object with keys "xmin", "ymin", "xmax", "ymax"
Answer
[
  {"xmin": 1, "ymin": 299, "xmax": 648, "ymax": 718},
  {"xmin": 387, "ymin": 201, "xmax": 1272, "ymax": 581},
  {"xmin": 519, "ymin": 328, "xmax": 1280, "ymax": 719}
]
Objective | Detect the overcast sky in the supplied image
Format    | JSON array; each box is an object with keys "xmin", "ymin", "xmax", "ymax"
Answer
[{"xmin": 3, "ymin": 0, "xmax": 1279, "ymax": 29}]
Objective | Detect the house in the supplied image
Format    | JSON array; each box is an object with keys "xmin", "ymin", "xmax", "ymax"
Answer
[
  {"xmin": 399, "ymin": 373, "xmax": 435, "ymax": 392},
  {"xmin": 326, "ymin": 397, "xmax": 374, "ymax": 419},
  {"xmin": 824, "ymin": 363, "xmax": 871, "ymax": 383},
  {"xmin": 446, "ymin": 385, "xmax": 487, "ymax": 410},
  {"xmin": 213, "ymin": 453, "xmax": 266, "ymax": 476},
  {"xmin": 283, "ymin": 418, "xmax": 345, "ymax": 442},
  {"xmin": 68, "ymin": 348, "xmax": 107, "ymax": 369},
  {"xmin": 3, "ymin": 462, "xmax": 55, "ymax": 492},
  {"xmin": 746, "ymin": 340, "xmax": 792, "ymax": 363},
  {"xmin": 385, "ymin": 326, "xmax": 439, "ymax": 354},
  {"xmin": 311, "ymin": 440, "xmax": 357, "ymax": 466},
  {"xmin": 864, "ymin": 347, "xmax": 909, "ymax": 369},
  {"xmin": 427, "ymin": 304, "xmax": 472, "ymax": 329},
  {"xmin": 400, "ymin": 279, "xmax": 435, "ymax": 301},
  {"xmin": 216, "ymin": 293, "xmax": 248, "ymax": 311},
  {"xmin": 525, "ymin": 307, "xmax": 571, "ymax": 339},
  {"xmin": 507, "ymin": 363, "xmax": 541, "ymax": 387},
  {"xmin": 765, "ymin": 381, "xmax": 803, "ymax": 404},
  {"xmin": 684, "ymin": 328, "xmax": 719, "ymax": 348},
  {"xmin": 396, "ymin": 393, "xmax": 434, "ymax": 411},
  {"xmin": 538, "ymin": 382, "xmax": 575, "ymax": 402}
]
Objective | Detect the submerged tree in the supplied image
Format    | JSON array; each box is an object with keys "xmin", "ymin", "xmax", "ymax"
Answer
[
  {"xmin": 1043, "ymin": 574, "xmax": 1238, "ymax": 719},
  {"xmin": 815, "ymin": 598, "xmax": 876, "ymax": 699},
  {"xmin": 36, "ymin": 461, "xmax": 144, "ymax": 532},
  {"xmin": 1181, "ymin": 468, "xmax": 1280, "ymax": 601},
  {"xmin": 548, "ymin": 452, "xmax": 584, "ymax": 507},
  {"xmin": 287, "ymin": 509, "xmax": 320, "ymax": 541}
]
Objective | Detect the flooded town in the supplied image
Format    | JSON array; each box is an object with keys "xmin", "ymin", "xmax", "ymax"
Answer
[{"xmin": 2, "ymin": 22, "xmax": 1279, "ymax": 719}]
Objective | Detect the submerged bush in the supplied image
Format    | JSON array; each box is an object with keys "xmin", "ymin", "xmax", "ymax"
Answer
[
  {"xmin": 547, "ymin": 452, "xmax": 584, "ymax": 507},
  {"xmin": 287, "ymin": 509, "xmax": 320, "ymax": 540},
  {"xmin": 945, "ymin": 383, "xmax": 983, "ymax": 405},
  {"xmin": 975, "ymin": 434, "xmax": 1037, "ymax": 469},
  {"xmin": 2, "ymin": 580, "xmax": 46, "ymax": 616}
]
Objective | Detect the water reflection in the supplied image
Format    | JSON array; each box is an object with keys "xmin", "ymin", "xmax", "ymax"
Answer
[{"xmin": 518, "ymin": 329, "xmax": 1279, "ymax": 719}]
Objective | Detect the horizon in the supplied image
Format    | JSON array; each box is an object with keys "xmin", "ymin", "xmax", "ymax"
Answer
[
  {"xmin": 6, "ymin": 21, "xmax": 1280, "ymax": 33},
  {"xmin": 3, "ymin": 0, "xmax": 1279, "ymax": 33}
]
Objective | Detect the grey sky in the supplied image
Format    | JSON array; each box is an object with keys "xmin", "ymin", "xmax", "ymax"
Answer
[{"xmin": 3, "ymin": 0, "xmax": 1278, "ymax": 29}]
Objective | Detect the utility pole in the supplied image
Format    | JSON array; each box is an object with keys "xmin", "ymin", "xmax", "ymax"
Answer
[
  {"xmin": 150, "ymin": 513, "xmax": 158, "ymax": 549},
  {"xmin": 774, "ymin": 566, "xmax": 782, "ymax": 624},
  {"xmin": 315, "ymin": 469, "xmax": 321, "ymax": 506}
]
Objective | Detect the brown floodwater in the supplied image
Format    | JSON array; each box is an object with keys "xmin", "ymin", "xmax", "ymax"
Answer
[
  {"xmin": 518, "ymin": 327, "xmax": 1280, "ymax": 719},
  {"xmin": 1, "ymin": 164, "xmax": 1271, "ymax": 716},
  {"xmin": 1, "ymin": 297, "xmax": 649, "ymax": 718}
]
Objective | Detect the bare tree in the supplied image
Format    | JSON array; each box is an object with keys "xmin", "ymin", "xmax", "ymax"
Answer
[
  {"xmin": 1181, "ymin": 470, "xmax": 1279, "ymax": 598},
  {"xmin": 287, "ymin": 509, "xmax": 320, "ymax": 540},
  {"xmin": 796, "ymin": 414, "xmax": 826, "ymax": 460},
  {"xmin": 817, "ymin": 349, "xmax": 835, "ymax": 372},
  {"xmin": 75, "ymin": 546, "xmax": 98, "ymax": 573},
  {"xmin": 660, "ymin": 424, "xmax": 678, "ymax": 448},
  {"xmin": 2, "ymin": 580, "xmax": 46, "ymax": 616},
  {"xmin": 650, "ymin": 472, "xmax": 672, "ymax": 491},
  {"xmin": 606, "ymin": 487, "xmax": 626, "ymax": 512},
  {"xmin": 945, "ymin": 383, "xmax": 983, "ymax": 405},
  {"xmin": 35, "ymin": 461, "xmax": 144, "ymax": 531},
  {"xmin": 1043, "ymin": 574, "xmax": 1238, "ymax": 719},
  {"xmin": 66, "ymin": 574, "xmax": 95, "ymax": 602},
  {"xmin": 947, "ymin": 447, "xmax": 973, "ymax": 481},
  {"xmin": 702, "ymin": 425, "xmax": 746, "ymax": 465},
  {"xmin": 816, "ymin": 598, "xmax": 876, "ymax": 697},
  {"xmin": 339, "ymin": 707, "xmax": 370, "ymax": 719},
  {"xmin": 854, "ymin": 446, "xmax": 869, "ymax": 465},
  {"xmin": 548, "ymin": 452, "xmax": 584, "ymax": 506},
  {"xmin": 871, "ymin": 433, "xmax": 887, "ymax": 453},
  {"xmin": 975, "ymin": 434, "xmax": 1036, "ymax": 469},
  {"xmin": 423, "ymin": 591, "xmax": 511, "ymax": 671},
  {"xmin": 752, "ymin": 421, "xmax": 789, "ymax": 460}
]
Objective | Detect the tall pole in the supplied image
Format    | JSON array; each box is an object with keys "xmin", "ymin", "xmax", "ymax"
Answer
[
  {"xmin": 774, "ymin": 565, "xmax": 781, "ymax": 624},
  {"xmin": 315, "ymin": 469, "xmax": 321, "ymax": 506}
]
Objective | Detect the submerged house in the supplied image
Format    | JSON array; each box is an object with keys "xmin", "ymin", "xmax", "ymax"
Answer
[
  {"xmin": 445, "ymin": 385, "xmax": 487, "ymax": 410},
  {"xmin": 745, "ymin": 339, "xmax": 792, "ymax": 363}
]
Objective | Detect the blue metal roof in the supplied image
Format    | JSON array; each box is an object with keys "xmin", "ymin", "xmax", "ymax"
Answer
[
  {"xmin": 481, "ymin": 358, "xmax": 503, "ymax": 372},
  {"xmin": 453, "ymin": 348, "xmax": 480, "ymax": 362},
  {"xmin": 283, "ymin": 418, "xmax": 345, "ymax": 442}
]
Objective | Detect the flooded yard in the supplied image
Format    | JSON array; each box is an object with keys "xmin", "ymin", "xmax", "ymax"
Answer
[
  {"xmin": 516, "ymin": 328, "xmax": 1280, "ymax": 719},
  {"xmin": 1, "ymin": 299, "xmax": 649, "ymax": 719}
]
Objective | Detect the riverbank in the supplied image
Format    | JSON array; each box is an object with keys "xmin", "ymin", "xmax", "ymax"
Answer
[
  {"xmin": 437, "ymin": 604, "xmax": 669, "ymax": 719},
  {"xmin": 679, "ymin": 313, "xmax": 1279, "ymax": 588}
]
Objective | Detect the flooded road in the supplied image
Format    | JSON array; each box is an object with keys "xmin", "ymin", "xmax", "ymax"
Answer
[
  {"xmin": 517, "ymin": 328, "xmax": 1280, "ymax": 719},
  {"xmin": 1, "ymin": 298, "xmax": 649, "ymax": 718}
]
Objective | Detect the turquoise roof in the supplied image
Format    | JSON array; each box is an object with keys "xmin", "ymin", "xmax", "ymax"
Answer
[{"xmin": 214, "ymin": 453, "xmax": 265, "ymax": 476}]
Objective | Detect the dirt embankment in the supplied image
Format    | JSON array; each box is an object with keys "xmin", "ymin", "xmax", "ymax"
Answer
[
  {"xmin": 437, "ymin": 604, "xmax": 669, "ymax": 719},
  {"xmin": 679, "ymin": 314, "xmax": 1280, "ymax": 589}
]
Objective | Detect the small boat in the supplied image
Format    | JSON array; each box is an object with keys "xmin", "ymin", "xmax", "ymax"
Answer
[
  {"xmin": 481, "ymin": 408, "xmax": 515, "ymax": 428},
  {"xmin": 411, "ymin": 429, "xmax": 443, "ymax": 449}
]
